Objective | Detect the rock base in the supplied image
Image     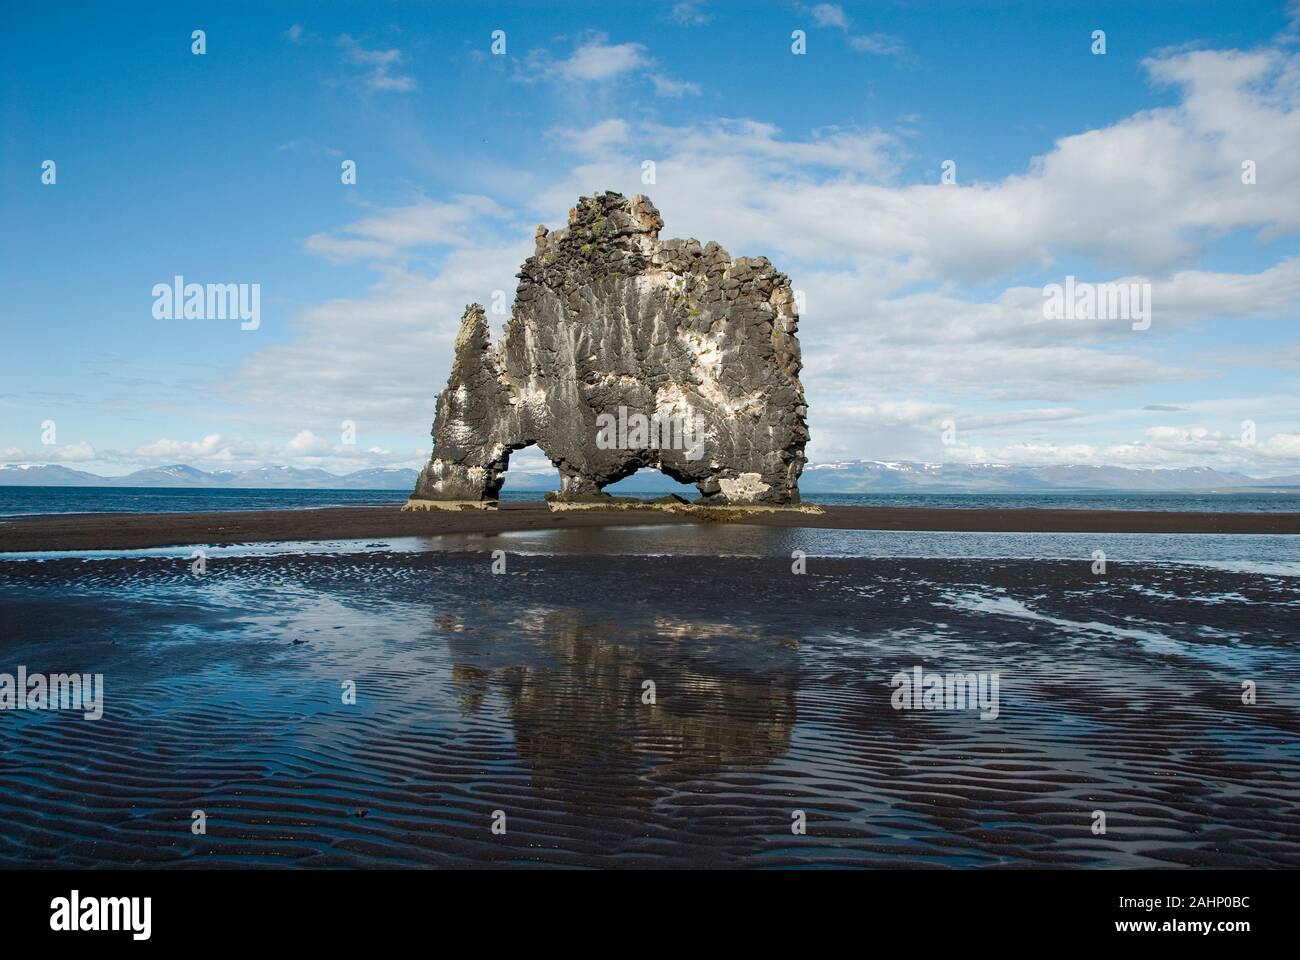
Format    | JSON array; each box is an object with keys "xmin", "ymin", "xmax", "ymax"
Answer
[
  {"xmin": 546, "ymin": 498, "xmax": 825, "ymax": 520},
  {"xmin": 402, "ymin": 499, "xmax": 499, "ymax": 512}
]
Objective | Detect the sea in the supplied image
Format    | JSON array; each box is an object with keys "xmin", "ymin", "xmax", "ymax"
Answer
[
  {"xmin": 0, "ymin": 485, "xmax": 1297, "ymax": 868},
  {"xmin": 0, "ymin": 484, "xmax": 1297, "ymax": 517}
]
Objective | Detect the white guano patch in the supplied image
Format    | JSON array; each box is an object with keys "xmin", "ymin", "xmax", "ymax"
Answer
[
  {"xmin": 516, "ymin": 384, "xmax": 550, "ymax": 422},
  {"xmin": 443, "ymin": 417, "xmax": 481, "ymax": 448},
  {"xmin": 677, "ymin": 328, "xmax": 766, "ymax": 417},
  {"xmin": 653, "ymin": 382, "xmax": 710, "ymax": 459},
  {"xmin": 718, "ymin": 472, "xmax": 770, "ymax": 501},
  {"xmin": 634, "ymin": 270, "xmax": 686, "ymax": 295},
  {"xmin": 653, "ymin": 382, "xmax": 696, "ymax": 419}
]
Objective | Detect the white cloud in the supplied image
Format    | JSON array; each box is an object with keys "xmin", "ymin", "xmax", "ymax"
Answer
[
  {"xmin": 947, "ymin": 426, "xmax": 1300, "ymax": 472},
  {"xmin": 115, "ymin": 432, "xmax": 423, "ymax": 473},
  {"xmin": 134, "ymin": 434, "xmax": 231, "ymax": 461},
  {"xmin": 339, "ymin": 35, "xmax": 415, "ymax": 92},
  {"xmin": 50, "ymin": 441, "xmax": 96, "ymax": 462},
  {"xmin": 671, "ymin": 2, "xmax": 712, "ymax": 27},
  {"xmin": 0, "ymin": 443, "xmax": 95, "ymax": 464},
  {"xmin": 285, "ymin": 429, "xmax": 332, "ymax": 456},
  {"xmin": 520, "ymin": 33, "xmax": 699, "ymax": 98},
  {"xmin": 558, "ymin": 37, "xmax": 650, "ymax": 82},
  {"xmin": 548, "ymin": 119, "xmax": 629, "ymax": 153},
  {"xmin": 303, "ymin": 195, "xmax": 509, "ymax": 263},
  {"xmin": 536, "ymin": 45, "xmax": 1300, "ymax": 281},
  {"xmin": 304, "ymin": 235, "xmax": 399, "ymax": 264},
  {"xmin": 650, "ymin": 74, "xmax": 701, "ymax": 98},
  {"xmin": 811, "ymin": 4, "xmax": 848, "ymax": 30},
  {"xmin": 1141, "ymin": 425, "xmax": 1300, "ymax": 464},
  {"xmin": 849, "ymin": 33, "xmax": 906, "ymax": 57},
  {"xmin": 1258, "ymin": 431, "xmax": 1300, "ymax": 460},
  {"xmin": 1286, "ymin": 0, "xmax": 1300, "ymax": 40},
  {"xmin": 224, "ymin": 238, "xmax": 530, "ymax": 433},
  {"xmin": 213, "ymin": 37, "xmax": 1300, "ymax": 473},
  {"xmin": 809, "ymin": 3, "xmax": 907, "ymax": 58}
]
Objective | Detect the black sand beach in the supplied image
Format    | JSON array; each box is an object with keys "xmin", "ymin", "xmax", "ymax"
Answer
[
  {"xmin": 1, "ymin": 547, "xmax": 1297, "ymax": 868},
  {"xmin": 2, "ymin": 501, "xmax": 1298, "ymax": 554},
  {"xmin": 2, "ymin": 502, "xmax": 1297, "ymax": 868}
]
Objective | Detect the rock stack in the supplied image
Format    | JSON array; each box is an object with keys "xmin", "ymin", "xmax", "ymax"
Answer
[{"xmin": 410, "ymin": 192, "xmax": 809, "ymax": 506}]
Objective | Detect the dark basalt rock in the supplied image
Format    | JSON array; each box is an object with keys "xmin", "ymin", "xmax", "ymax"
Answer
[{"xmin": 411, "ymin": 192, "xmax": 809, "ymax": 505}]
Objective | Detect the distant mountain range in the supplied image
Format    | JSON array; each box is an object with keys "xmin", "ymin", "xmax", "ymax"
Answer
[
  {"xmin": 2, "ymin": 459, "xmax": 1298, "ymax": 493},
  {"xmin": 0, "ymin": 463, "xmax": 422, "ymax": 490},
  {"xmin": 800, "ymin": 460, "xmax": 1300, "ymax": 493}
]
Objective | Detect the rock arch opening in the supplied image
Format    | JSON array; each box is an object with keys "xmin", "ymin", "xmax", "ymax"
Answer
[
  {"xmin": 495, "ymin": 444, "xmax": 563, "ymax": 500},
  {"xmin": 602, "ymin": 467, "xmax": 700, "ymax": 500}
]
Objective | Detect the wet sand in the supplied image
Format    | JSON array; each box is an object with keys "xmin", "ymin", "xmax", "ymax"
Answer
[
  {"xmin": 1, "ymin": 549, "xmax": 1297, "ymax": 868},
  {"xmin": 1, "ymin": 501, "xmax": 1297, "ymax": 553}
]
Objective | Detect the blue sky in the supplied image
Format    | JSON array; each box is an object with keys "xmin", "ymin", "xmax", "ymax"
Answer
[{"xmin": 3, "ymin": 0, "xmax": 1300, "ymax": 478}]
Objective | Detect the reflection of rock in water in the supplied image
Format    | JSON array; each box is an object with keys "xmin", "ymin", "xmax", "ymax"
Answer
[{"xmin": 445, "ymin": 609, "xmax": 797, "ymax": 817}]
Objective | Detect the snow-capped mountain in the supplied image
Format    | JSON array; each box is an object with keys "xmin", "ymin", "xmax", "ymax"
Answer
[
  {"xmin": 0, "ymin": 463, "xmax": 421, "ymax": 489},
  {"xmin": 799, "ymin": 460, "xmax": 1278, "ymax": 493},
  {"xmin": 118, "ymin": 464, "xmax": 222, "ymax": 486},
  {"xmin": 0, "ymin": 464, "xmax": 105, "ymax": 486},
  {"xmin": 207, "ymin": 466, "xmax": 349, "ymax": 488}
]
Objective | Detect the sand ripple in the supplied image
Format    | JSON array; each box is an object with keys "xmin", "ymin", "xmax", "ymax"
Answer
[{"xmin": 0, "ymin": 552, "xmax": 1297, "ymax": 867}]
